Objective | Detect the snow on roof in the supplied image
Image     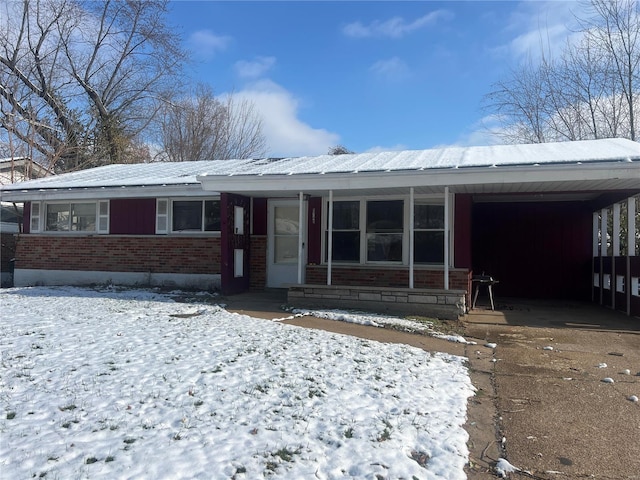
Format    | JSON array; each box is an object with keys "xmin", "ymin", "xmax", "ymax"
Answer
[
  {"xmin": 203, "ymin": 138, "xmax": 639, "ymax": 177},
  {"xmin": 1, "ymin": 138, "xmax": 638, "ymax": 192},
  {"xmin": 0, "ymin": 160, "xmax": 233, "ymax": 191}
]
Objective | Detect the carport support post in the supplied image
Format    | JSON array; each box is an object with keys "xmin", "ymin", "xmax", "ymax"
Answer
[
  {"xmin": 612, "ymin": 203, "xmax": 620, "ymax": 310},
  {"xmin": 298, "ymin": 191, "xmax": 304, "ymax": 284},
  {"xmin": 409, "ymin": 187, "xmax": 414, "ymax": 289},
  {"xmin": 327, "ymin": 190, "xmax": 334, "ymax": 286},
  {"xmin": 592, "ymin": 212, "xmax": 599, "ymax": 303},
  {"xmin": 628, "ymin": 197, "xmax": 636, "ymax": 315},
  {"xmin": 444, "ymin": 186, "xmax": 450, "ymax": 290},
  {"xmin": 601, "ymin": 208, "xmax": 607, "ymax": 305}
]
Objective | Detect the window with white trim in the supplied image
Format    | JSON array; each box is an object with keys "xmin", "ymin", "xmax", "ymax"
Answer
[
  {"xmin": 30, "ymin": 202, "xmax": 41, "ymax": 232},
  {"xmin": 42, "ymin": 201, "xmax": 109, "ymax": 233},
  {"xmin": 367, "ymin": 200, "xmax": 403, "ymax": 262},
  {"xmin": 325, "ymin": 197, "xmax": 448, "ymax": 265},
  {"xmin": 414, "ymin": 203, "xmax": 445, "ymax": 264},
  {"xmin": 165, "ymin": 199, "xmax": 220, "ymax": 233},
  {"xmin": 326, "ymin": 200, "xmax": 360, "ymax": 262}
]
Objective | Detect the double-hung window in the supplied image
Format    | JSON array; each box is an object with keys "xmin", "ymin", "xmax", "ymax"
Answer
[
  {"xmin": 366, "ymin": 200, "xmax": 403, "ymax": 262},
  {"xmin": 171, "ymin": 199, "xmax": 220, "ymax": 233},
  {"xmin": 414, "ymin": 203, "xmax": 445, "ymax": 263},
  {"xmin": 326, "ymin": 200, "xmax": 360, "ymax": 262}
]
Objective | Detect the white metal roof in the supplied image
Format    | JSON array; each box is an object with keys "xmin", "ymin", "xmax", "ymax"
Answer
[{"xmin": 1, "ymin": 138, "xmax": 638, "ymax": 201}]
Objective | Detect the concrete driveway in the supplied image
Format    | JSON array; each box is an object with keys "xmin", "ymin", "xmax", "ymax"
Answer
[
  {"xmin": 223, "ymin": 291, "xmax": 640, "ymax": 479},
  {"xmin": 465, "ymin": 299, "xmax": 640, "ymax": 479}
]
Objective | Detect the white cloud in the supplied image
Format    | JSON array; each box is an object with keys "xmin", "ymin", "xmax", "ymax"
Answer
[
  {"xmin": 188, "ymin": 30, "xmax": 232, "ymax": 60},
  {"xmin": 343, "ymin": 10, "xmax": 452, "ymax": 39},
  {"xmin": 364, "ymin": 144, "xmax": 409, "ymax": 153},
  {"xmin": 492, "ymin": 1, "xmax": 585, "ymax": 61},
  {"xmin": 443, "ymin": 114, "xmax": 508, "ymax": 148},
  {"xmin": 369, "ymin": 57, "xmax": 410, "ymax": 80},
  {"xmin": 234, "ymin": 80, "xmax": 340, "ymax": 157},
  {"xmin": 234, "ymin": 56, "xmax": 276, "ymax": 79}
]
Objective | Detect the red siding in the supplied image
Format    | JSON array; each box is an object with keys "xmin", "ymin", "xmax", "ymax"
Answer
[
  {"xmin": 23, "ymin": 202, "xmax": 31, "ymax": 234},
  {"xmin": 15, "ymin": 235, "xmax": 221, "ymax": 275},
  {"xmin": 252, "ymin": 198, "xmax": 267, "ymax": 235},
  {"xmin": 110, "ymin": 198, "xmax": 156, "ymax": 234},
  {"xmin": 472, "ymin": 201, "xmax": 592, "ymax": 300},
  {"xmin": 220, "ymin": 193, "xmax": 251, "ymax": 294},
  {"xmin": 454, "ymin": 194, "xmax": 472, "ymax": 269}
]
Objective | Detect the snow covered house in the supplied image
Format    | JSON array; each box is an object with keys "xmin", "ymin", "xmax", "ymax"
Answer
[{"xmin": 1, "ymin": 138, "xmax": 639, "ymax": 318}]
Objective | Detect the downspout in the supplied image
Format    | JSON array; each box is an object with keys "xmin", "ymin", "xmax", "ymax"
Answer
[
  {"xmin": 444, "ymin": 186, "xmax": 450, "ymax": 290},
  {"xmin": 298, "ymin": 192, "xmax": 304, "ymax": 284},
  {"xmin": 409, "ymin": 187, "xmax": 414, "ymax": 289},
  {"xmin": 327, "ymin": 190, "xmax": 333, "ymax": 286}
]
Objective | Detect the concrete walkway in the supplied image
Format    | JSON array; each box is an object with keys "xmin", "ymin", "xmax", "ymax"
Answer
[{"xmin": 222, "ymin": 291, "xmax": 640, "ymax": 479}]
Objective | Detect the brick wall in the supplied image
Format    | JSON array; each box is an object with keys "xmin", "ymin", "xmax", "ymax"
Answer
[
  {"xmin": 250, "ymin": 235, "xmax": 267, "ymax": 291},
  {"xmin": 305, "ymin": 265, "xmax": 470, "ymax": 291},
  {"xmin": 15, "ymin": 235, "xmax": 221, "ymax": 275}
]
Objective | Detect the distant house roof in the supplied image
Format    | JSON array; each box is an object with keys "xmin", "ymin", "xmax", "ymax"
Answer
[
  {"xmin": 1, "ymin": 138, "xmax": 639, "ymax": 201},
  {"xmin": 0, "ymin": 158, "xmax": 50, "ymax": 185}
]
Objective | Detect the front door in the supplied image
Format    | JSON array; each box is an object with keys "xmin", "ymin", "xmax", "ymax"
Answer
[{"xmin": 267, "ymin": 199, "xmax": 306, "ymax": 288}]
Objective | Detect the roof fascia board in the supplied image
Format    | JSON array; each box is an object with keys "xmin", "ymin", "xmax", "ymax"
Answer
[
  {"xmin": 0, "ymin": 185, "xmax": 218, "ymax": 202},
  {"xmin": 198, "ymin": 162, "xmax": 639, "ymax": 193}
]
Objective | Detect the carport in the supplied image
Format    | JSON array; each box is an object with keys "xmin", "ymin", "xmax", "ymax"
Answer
[{"xmin": 196, "ymin": 139, "xmax": 640, "ymax": 317}]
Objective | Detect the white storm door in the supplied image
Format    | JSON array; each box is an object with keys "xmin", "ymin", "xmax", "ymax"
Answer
[{"xmin": 267, "ymin": 199, "xmax": 306, "ymax": 288}]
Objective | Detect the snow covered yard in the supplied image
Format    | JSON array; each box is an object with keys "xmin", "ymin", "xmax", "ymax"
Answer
[{"xmin": 0, "ymin": 287, "xmax": 474, "ymax": 480}]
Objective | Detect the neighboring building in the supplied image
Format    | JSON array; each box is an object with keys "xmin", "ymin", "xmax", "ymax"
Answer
[
  {"xmin": 1, "ymin": 139, "xmax": 639, "ymax": 317},
  {"xmin": 1, "ymin": 157, "xmax": 50, "ymax": 286},
  {"xmin": 0, "ymin": 157, "xmax": 50, "ymax": 185}
]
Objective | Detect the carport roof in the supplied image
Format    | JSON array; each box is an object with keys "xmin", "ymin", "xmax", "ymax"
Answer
[{"xmin": 1, "ymin": 138, "xmax": 639, "ymax": 201}]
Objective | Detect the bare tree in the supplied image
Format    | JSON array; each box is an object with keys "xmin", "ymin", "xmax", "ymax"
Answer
[
  {"xmin": 0, "ymin": 0, "xmax": 184, "ymax": 172},
  {"xmin": 583, "ymin": 0, "xmax": 639, "ymax": 140},
  {"xmin": 485, "ymin": 58, "xmax": 551, "ymax": 143},
  {"xmin": 484, "ymin": 0, "xmax": 639, "ymax": 143},
  {"xmin": 328, "ymin": 145, "xmax": 354, "ymax": 155},
  {"xmin": 158, "ymin": 84, "xmax": 266, "ymax": 161}
]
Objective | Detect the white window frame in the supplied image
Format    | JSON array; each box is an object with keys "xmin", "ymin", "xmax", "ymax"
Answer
[
  {"xmin": 40, "ymin": 201, "xmax": 108, "ymax": 234},
  {"xmin": 155, "ymin": 197, "xmax": 221, "ymax": 235},
  {"xmin": 30, "ymin": 201, "xmax": 41, "ymax": 232},
  {"xmin": 322, "ymin": 194, "xmax": 452, "ymax": 266}
]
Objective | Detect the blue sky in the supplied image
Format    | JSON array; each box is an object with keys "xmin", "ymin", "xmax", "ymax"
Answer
[{"xmin": 168, "ymin": 1, "xmax": 585, "ymax": 157}]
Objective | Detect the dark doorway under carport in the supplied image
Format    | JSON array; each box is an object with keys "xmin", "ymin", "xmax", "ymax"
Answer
[{"xmin": 471, "ymin": 199, "xmax": 593, "ymax": 301}]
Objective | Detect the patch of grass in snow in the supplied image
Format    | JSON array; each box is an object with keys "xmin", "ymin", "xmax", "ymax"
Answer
[
  {"xmin": 273, "ymin": 446, "xmax": 300, "ymax": 462},
  {"xmin": 376, "ymin": 418, "xmax": 393, "ymax": 442},
  {"xmin": 6, "ymin": 411, "xmax": 16, "ymax": 420},
  {"xmin": 58, "ymin": 404, "xmax": 77, "ymax": 412},
  {"xmin": 344, "ymin": 426, "xmax": 354, "ymax": 438},
  {"xmin": 410, "ymin": 450, "xmax": 430, "ymax": 468}
]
